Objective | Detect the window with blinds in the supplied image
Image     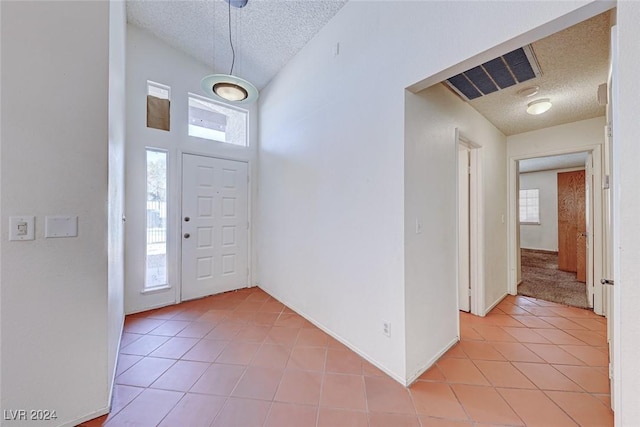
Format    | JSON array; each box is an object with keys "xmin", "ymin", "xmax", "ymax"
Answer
[{"xmin": 519, "ymin": 188, "xmax": 540, "ymax": 224}]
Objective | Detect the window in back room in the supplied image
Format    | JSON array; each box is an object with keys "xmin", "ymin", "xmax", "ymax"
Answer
[{"xmin": 519, "ymin": 188, "xmax": 540, "ymax": 224}]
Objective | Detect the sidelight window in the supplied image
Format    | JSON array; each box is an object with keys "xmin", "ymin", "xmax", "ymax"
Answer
[{"xmin": 145, "ymin": 149, "xmax": 168, "ymax": 289}]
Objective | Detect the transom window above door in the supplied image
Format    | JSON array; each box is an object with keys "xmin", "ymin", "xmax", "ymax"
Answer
[{"xmin": 188, "ymin": 94, "xmax": 248, "ymax": 147}]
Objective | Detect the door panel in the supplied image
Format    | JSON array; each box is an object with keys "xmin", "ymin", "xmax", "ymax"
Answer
[
  {"xmin": 557, "ymin": 170, "xmax": 586, "ymax": 278},
  {"xmin": 182, "ymin": 154, "xmax": 248, "ymax": 301},
  {"xmin": 458, "ymin": 146, "xmax": 470, "ymax": 312},
  {"xmin": 576, "ymin": 234, "xmax": 586, "ymax": 282}
]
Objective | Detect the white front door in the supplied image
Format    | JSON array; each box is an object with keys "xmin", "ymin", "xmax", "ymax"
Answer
[{"xmin": 181, "ymin": 154, "xmax": 249, "ymax": 301}]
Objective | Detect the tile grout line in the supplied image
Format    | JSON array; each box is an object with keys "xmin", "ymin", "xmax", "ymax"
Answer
[
  {"xmin": 257, "ymin": 305, "xmax": 290, "ymax": 427},
  {"xmin": 494, "ymin": 301, "xmax": 577, "ymax": 426},
  {"xmin": 149, "ymin": 311, "xmax": 202, "ymax": 427},
  {"xmin": 106, "ymin": 289, "xmax": 611, "ymax": 427},
  {"xmin": 465, "ymin": 352, "xmax": 527, "ymax": 426},
  {"xmin": 509, "ymin": 297, "xmax": 610, "ymax": 426},
  {"xmin": 313, "ymin": 337, "xmax": 330, "ymax": 427}
]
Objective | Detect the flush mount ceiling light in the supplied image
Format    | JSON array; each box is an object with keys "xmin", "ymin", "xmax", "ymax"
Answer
[
  {"xmin": 201, "ymin": 0, "xmax": 258, "ymax": 104},
  {"xmin": 517, "ymin": 85, "xmax": 540, "ymax": 98},
  {"xmin": 526, "ymin": 98, "xmax": 552, "ymax": 115}
]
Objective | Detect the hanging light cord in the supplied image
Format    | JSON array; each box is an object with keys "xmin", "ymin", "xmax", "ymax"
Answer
[{"xmin": 227, "ymin": 0, "xmax": 236, "ymax": 75}]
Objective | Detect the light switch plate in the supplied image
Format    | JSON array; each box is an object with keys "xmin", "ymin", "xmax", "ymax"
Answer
[
  {"xmin": 9, "ymin": 216, "xmax": 35, "ymax": 241},
  {"xmin": 45, "ymin": 215, "xmax": 78, "ymax": 238}
]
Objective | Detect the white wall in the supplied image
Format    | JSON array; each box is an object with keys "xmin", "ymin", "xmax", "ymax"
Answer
[
  {"xmin": 108, "ymin": 0, "xmax": 126, "ymax": 395},
  {"xmin": 519, "ymin": 168, "xmax": 585, "ymax": 252},
  {"xmin": 125, "ymin": 25, "xmax": 258, "ymax": 314},
  {"xmin": 4, "ymin": 1, "xmax": 640, "ymax": 425},
  {"xmin": 404, "ymin": 84, "xmax": 507, "ymax": 381},
  {"xmin": 481, "ymin": 113, "xmax": 510, "ymax": 314},
  {"xmin": 258, "ymin": 0, "xmax": 597, "ymax": 383},
  {"xmin": 508, "ymin": 117, "xmax": 606, "ymax": 158},
  {"xmin": 0, "ymin": 1, "xmax": 111, "ymax": 425},
  {"xmin": 0, "ymin": 0, "xmax": 4, "ymax": 410},
  {"xmin": 614, "ymin": 3, "xmax": 640, "ymax": 424}
]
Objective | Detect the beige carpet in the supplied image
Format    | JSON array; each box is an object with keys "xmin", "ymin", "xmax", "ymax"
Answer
[{"xmin": 518, "ymin": 249, "xmax": 589, "ymax": 309}]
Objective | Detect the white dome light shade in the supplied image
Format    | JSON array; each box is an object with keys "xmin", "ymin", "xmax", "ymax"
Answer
[
  {"xmin": 214, "ymin": 82, "xmax": 248, "ymax": 102},
  {"xmin": 201, "ymin": 74, "xmax": 259, "ymax": 104},
  {"xmin": 526, "ymin": 98, "xmax": 552, "ymax": 115}
]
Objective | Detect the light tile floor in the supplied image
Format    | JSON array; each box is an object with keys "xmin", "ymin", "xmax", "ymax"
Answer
[{"xmin": 81, "ymin": 289, "xmax": 613, "ymax": 427}]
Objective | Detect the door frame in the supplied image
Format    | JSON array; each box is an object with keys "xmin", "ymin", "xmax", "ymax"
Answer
[
  {"xmin": 177, "ymin": 150, "xmax": 252, "ymax": 304},
  {"xmin": 585, "ymin": 153, "xmax": 595, "ymax": 305},
  {"xmin": 507, "ymin": 145, "xmax": 604, "ymax": 314},
  {"xmin": 456, "ymin": 129, "xmax": 484, "ymax": 316},
  {"xmin": 606, "ymin": 23, "xmax": 619, "ymax": 413}
]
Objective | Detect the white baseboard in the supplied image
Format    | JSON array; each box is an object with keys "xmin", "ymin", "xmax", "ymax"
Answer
[
  {"xmin": 258, "ymin": 285, "xmax": 407, "ymax": 386},
  {"xmin": 520, "ymin": 247, "xmax": 558, "ymax": 253},
  {"xmin": 485, "ymin": 292, "xmax": 508, "ymax": 315},
  {"xmin": 126, "ymin": 300, "xmax": 178, "ymax": 316},
  {"xmin": 405, "ymin": 336, "xmax": 459, "ymax": 387},
  {"xmin": 108, "ymin": 315, "xmax": 125, "ymax": 407},
  {"xmin": 66, "ymin": 313, "xmax": 125, "ymax": 427},
  {"xmin": 62, "ymin": 406, "xmax": 109, "ymax": 427}
]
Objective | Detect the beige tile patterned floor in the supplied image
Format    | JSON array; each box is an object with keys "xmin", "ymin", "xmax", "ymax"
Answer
[{"xmin": 81, "ymin": 289, "xmax": 613, "ymax": 427}]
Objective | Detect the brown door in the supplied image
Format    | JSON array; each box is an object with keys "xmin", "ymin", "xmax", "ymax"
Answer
[{"xmin": 557, "ymin": 170, "xmax": 586, "ymax": 282}]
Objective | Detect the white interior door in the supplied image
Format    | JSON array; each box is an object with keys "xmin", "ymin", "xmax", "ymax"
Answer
[
  {"xmin": 458, "ymin": 145, "xmax": 471, "ymax": 312},
  {"xmin": 604, "ymin": 24, "xmax": 618, "ymax": 410},
  {"xmin": 585, "ymin": 152, "xmax": 595, "ymax": 307},
  {"xmin": 181, "ymin": 154, "xmax": 249, "ymax": 301}
]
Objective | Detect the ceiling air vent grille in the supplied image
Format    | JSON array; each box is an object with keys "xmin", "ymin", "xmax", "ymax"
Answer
[{"xmin": 446, "ymin": 45, "xmax": 541, "ymax": 101}]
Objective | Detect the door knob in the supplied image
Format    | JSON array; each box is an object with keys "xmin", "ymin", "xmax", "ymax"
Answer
[
  {"xmin": 184, "ymin": 233, "xmax": 190, "ymax": 239},
  {"xmin": 184, "ymin": 216, "xmax": 190, "ymax": 222},
  {"xmin": 601, "ymin": 278, "xmax": 614, "ymax": 285}
]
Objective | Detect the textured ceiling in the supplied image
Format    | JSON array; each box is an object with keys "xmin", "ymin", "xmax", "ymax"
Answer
[
  {"xmin": 126, "ymin": 0, "xmax": 348, "ymax": 90},
  {"xmin": 519, "ymin": 152, "xmax": 588, "ymax": 174},
  {"xmin": 453, "ymin": 11, "xmax": 611, "ymax": 136},
  {"xmin": 129, "ymin": 2, "xmax": 609, "ymax": 135}
]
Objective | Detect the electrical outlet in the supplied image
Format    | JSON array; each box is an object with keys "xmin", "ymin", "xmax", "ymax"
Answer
[{"xmin": 382, "ymin": 321, "xmax": 391, "ymax": 337}]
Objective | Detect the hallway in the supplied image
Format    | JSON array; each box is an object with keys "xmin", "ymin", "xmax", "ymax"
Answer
[{"xmin": 82, "ymin": 289, "xmax": 612, "ymax": 426}]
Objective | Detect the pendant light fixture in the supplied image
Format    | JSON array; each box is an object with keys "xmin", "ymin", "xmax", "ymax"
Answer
[{"xmin": 201, "ymin": 0, "xmax": 258, "ymax": 104}]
